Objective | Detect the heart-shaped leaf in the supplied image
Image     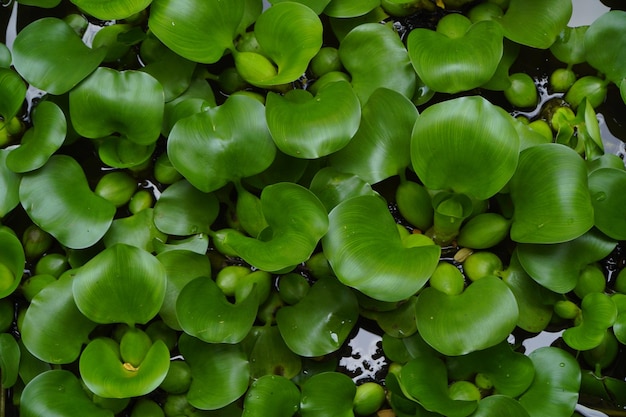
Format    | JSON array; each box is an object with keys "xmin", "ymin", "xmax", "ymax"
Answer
[
  {"xmin": 21, "ymin": 370, "xmax": 114, "ymax": 417},
  {"xmin": 509, "ymin": 143, "xmax": 594, "ymax": 244},
  {"xmin": 6, "ymin": 101, "xmax": 66, "ymax": 173},
  {"xmin": 69, "ymin": 68, "xmax": 164, "ymax": 145},
  {"xmin": 300, "ymin": 372, "xmax": 356, "ymax": 417},
  {"xmin": 0, "ymin": 68, "xmax": 27, "ymax": 121},
  {"xmin": 411, "ymin": 95, "xmax": 519, "ymax": 200},
  {"xmin": 323, "ymin": 194, "xmax": 440, "ymax": 302},
  {"xmin": 415, "ymin": 276, "xmax": 519, "ymax": 356},
  {"xmin": 266, "ymin": 81, "xmax": 360, "ymax": 158},
  {"xmin": 330, "ymin": 88, "xmax": 418, "ymax": 184},
  {"xmin": 70, "ymin": 0, "xmax": 152, "ymax": 20},
  {"xmin": 243, "ymin": 375, "xmax": 300, "ymax": 417},
  {"xmin": 496, "ymin": 0, "xmax": 572, "ymax": 49},
  {"xmin": 168, "ymin": 94, "xmax": 276, "ymax": 193},
  {"xmin": 21, "ymin": 272, "xmax": 97, "ymax": 364},
  {"xmin": 149, "ymin": 0, "xmax": 245, "ymax": 64},
  {"xmin": 584, "ymin": 11, "xmax": 626, "ymax": 84},
  {"xmin": 153, "ymin": 179, "xmax": 220, "ymax": 236},
  {"xmin": 588, "ymin": 167, "xmax": 626, "ymax": 240},
  {"xmin": 276, "ymin": 276, "xmax": 358, "ymax": 357},
  {"xmin": 0, "ymin": 150, "xmax": 20, "ymax": 217},
  {"xmin": 562, "ymin": 292, "xmax": 617, "ymax": 351},
  {"xmin": 407, "ymin": 17, "xmax": 503, "ymax": 93},
  {"xmin": 79, "ymin": 337, "xmax": 170, "ymax": 398},
  {"xmin": 178, "ymin": 333, "xmax": 250, "ymax": 410},
  {"xmin": 339, "ymin": 23, "xmax": 416, "ymax": 103},
  {"xmin": 12, "ymin": 17, "xmax": 106, "ymax": 94},
  {"xmin": 214, "ymin": 182, "xmax": 328, "ymax": 272},
  {"xmin": 72, "ymin": 243, "xmax": 167, "ymax": 326},
  {"xmin": 516, "ymin": 228, "xmax": 617, "ymax": 293},
  {"xmin": 19, "ymin": 155, "xmax": 116, "ymax": 249}
]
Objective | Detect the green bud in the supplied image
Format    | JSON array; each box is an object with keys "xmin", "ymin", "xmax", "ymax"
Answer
[
  {"xmin": 437, "ymin": 13, "xmax": 472, "ymax": 39},
  {"xmin": 527, "ymin": 120, "xmax": 554, "ymax": 142},
  {"xmin": 0, "ymin": 298, "xmax": 14, "ymax": 333},
  {"xmin": 310, "ymin": 47, "xmax": 342, "ymax": 78},
  {"xmin": 462, "ymin": 251, "xmax": 503, "ymax": 281},
  {"xmin": 234, "ymin": 51, "xmax": 278, "ymax": 84},
  {"xmin": 34, "ymin": 253, "xmax": 68, "ymax": 278},
  {"xmin": 21, "ymin": 274, "xmax": 56, "ymax": 302},
  {"xmin": 574, "ymin": 264, "xmax": 606, "ymax": 299},
  {"xmin": 145, "ymin": 320, "xmax": 178, "ymax": 352},
  {"xmin": 218, "ymin": 67, "xmax": 249, "ymax": 95},
  {"xmin": 22, "ymin": 224, "xmax": 53, "ymax": 259},
  {"xmin": 550, "ymin": 68, "xmax": 577, "ymax": 93},
  {"xmin": 95, "ymin": 171, "xmax": 137, "ymax": 207},
  {"xmin": 430, "ymin": 262, "xmax": 465, "ymax": 296},
  {"xmin": 216, "ymin": 265, "xmax": 251, "ymax": 297},
  {"xmin": 615, "ymin": 268, "xmax": 626, "ymax": 294},
  {"xmin": 236, "ymin": 31, "xmax": 263, "ymax": 54},
  {"xmin": 448, "ymin": 380, "xmax": 481, "ymax": 402},
  {"xmin": 159, "ymin": 360, "xmax": 192, "ymax": 394},
  {"xmin": 307, "ymin": 71, "xmax": 350, "ymax": 96},
  {"xmin": 353, "ymin": 382, "xmax": 386, "ymax": 416},
  {"xmin": 468, "ymin": 2, "xmax": 503, "ymax": 22},
  {"xmin": 306, "ymin": 252, "xmax": 333, "ymax": 279},
  {"xmin": 0, "ymin": 263, "xmax": 15, "ymax": 294},
  {"xmin": 154, "ymin": 153, "xmax": 182, "ymax": 185},
  {"xmin": 128, "ymin": 190, "xmax": 153, "ymax": 214},
  {"xmin": 553, "ymin": 300, "xmax": 580, "ymax": 320},
  {"xmin": 163, "ymin": 393, "xmax": 195, "ymax": 417},
  {"xmin": 278, "ymin": 273, "xmax": 310, "ymax": 305},
  {"xmin": 131, "ymin": 398, "xmax": 165, "ymax": 417},
  {"xmin": 474, "ymin": 373, "xmax": 493, "ymax": 390},
  {"xmin": 504, "ymin": 73, "xmax": 538, "ymax": 108},
  {"xmin": 456, "ymin": 212, "xmax": 511, "ymax": 249},
  {"xmin": 395, "ymin": 180, "xmax": 433, "ymax": 231},
  {"xmin": 119, "ymin": 327, "xmax": 152, "ymax": 367},
  {"xmin": 0, "ymin": 43, "xmax": 11, "ymax": 68},
  {"xmin": 564, "ymin": 75, "xmax": 608, "ymax": 109}
]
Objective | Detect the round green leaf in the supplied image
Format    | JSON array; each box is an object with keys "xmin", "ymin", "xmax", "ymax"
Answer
[
  {"xmin": 339, "ymin": 23, "xmax": 416, "ymax": 103},
  {"xmin": 21, "ymin": 272, "xmax": 97, "ymax": 364},
  {"xmin": 266, "ymin": 81, "xmax": 360, "ymax": 158},
  {"xmin": 0, "ymin": 333, "xmax": 20, "ymax": 388},
  {"xmin": 103, "ymin": 208, "xmax": 168, "ymax": 252},
  {"xmin": 178, "ymin": 333, "xmax": 250, "ymax": 410},
  {"xmin": 562, "ymin": 292, "xmax": 617, "ymax": 351},
  {"xmin": 245, "ymin": 326, "xmax": 302, "ymax": 380},
  {"xmin": 411, "ymin": 96, "xmax": 518, "ymax": 200},
  {"xmin": 21, "ymin": 370, "xmax": 114, "ymax": 417},
  {"xmin": 309, "ymin": 166, "xmax": 377, "ymax": 212},
  {"xmin": 400, "ymin": 354, "xmax": 478, "ymax": 417},
  {"xmin": 588, "ymin": 167, "xmax": 626, "ymax": 240},
  {"xmin": 323, "ymin": 194, "xmax": 440, "ymax": 302},
  {"xmin": 234, "ymin": 2, "xmax": 322, "ymax": 86},
  {"xmin": 0, "ymin": 228, "xmax": 24, "ymax": 298},
  {"xmin": 471, "ymin": 396, "xmax": 530, "ymax": 417},
  {"xmin": 69, "ymin": 68, "xmax": 164, "ymax": 145},
  {"xmin": 300, "ymin": 372, "xmax": 356, "ymax": 417},
  {"xmin": 97, "ymin": 136, "xmax": 156, "ymax": 169},
  {"xmin": 153, "ymin": 179, "xmax": 220, "ymax": 236},
  {"xmin": 276, "ymin": 277, "xmax": 358, "ymax": 357},
  {"xmin": 72, "ymin": 243, "xmax": 167, "ymax": 325},
  {"xmin": 176, "ymin": 276, "xmax": 258, "ymax": 344},
  {"xmin": 550, "ymin": 26, "xmax": 588, "ymax": 65},
  {"xmin": 509, "ymin": 143, "xmax": 594, "ymax": 244},
  {"xmin": 518, "ymin": 347, "xmax": 580, "ymax": 417},
  {"xmin": 415, "ymin": 276, "xmax": 519, "ymax": 356},
  {"xmin": 214, "ymin": 182, "xmax": 328, "ymax": 272},
  {"xmin": 0, "ymin": 149, "xmax": 20, "ymax": 217},
  {"xmin": 12, "ymin": 17, "xmax": 106, "ymax": 95},
  {"xmin": 243, "ymin": 375, "xmax": 300, "ymax": 417},
  {"xmin": 516, "ymin": 228, "xmax": 616, "ymax": 294},
  {"xmin": 19, "ymin": 155, "xmax": 116, "ymax": 249},
  {"xmin": 407, "ymin": 20, "xmax": 503, "ymax": 94},
  {"xmin": 168, "ymin": 94, "xmax": 276, "ymax": 193},
  {"xmin": 584, "ymin": 11, "xmax": 626, "ymax": 84},
  {"xmin": 70, "ymin": 0, "xmax": 153, "ymax": 20},
  {"xmin": 497, "ymin": 0, "xmax": 572, "ymax": 49},
  {"xmin": 0, "ymin": 68, "xmax": 27, "ymax": 121},
  {"xmin": 80, "ymin": 338, "xmax": 170, "ymax": 398},
  {"xmin": 140, "ymin": 44, "xmax": 197, "ymax": 102},
  {"xmin": 6, "ymin": 101, "xmax": 66, "ymax": 173},
  {"xmin": 149, "ymin": 0, "xmax": 245, "ymax": 64},
  {"xmin": 330, "ymin": 88, "xmax": 418, "ymax": 184}
]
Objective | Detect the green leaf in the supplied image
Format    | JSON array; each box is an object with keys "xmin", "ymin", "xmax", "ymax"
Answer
[
  {"xmin": 168, "ymin": 94, "xmax": 276, "ymax": 193},
  {"xmin": 0, "ymin": 228, "xmax": 24, "ymax": 298},
  {"xmin": 276, "ymin": 277, "xmax": 358, "ymax": 357},
  {"xmin": 243, "ymin": 375, "xmax": 300, "ymax": 417},
  {"xmin": 324, "ymin": 0, "xmax": 380, "ymax": 18},
  {"xmin": 584, "ymin": 10, "xmax": 626, "ymax": 84},
  {"xmin": 234, "ymin": 2, "xmax": 322, "ymax": 86},
  {"xmin": 214, "ymin": 182, "xmax": 328, "ymax": 272},
  {"xmin": 407, "ymin": 19, "xmax": 503, "ymax": 94},
  {"xmin": 70, "ymin": 0, "xmax": 153, "ymax": 20},
  {"xmin": 496, "ymin": 0, "xmax": 572, "ymax": 49},
  {"xmin": 550, "ymin": 26, "xmax": 588, "ymax": 65},
  {"xmin": 72, "ymin": 243, "xmax": 167, "ymax": 325},
  {"xmin": 0, "ymin": 68, "xmax": 27, "ymax": 121},
  {"xmin": 516, "ymin": 228, "xmax": 616, "ymax": 294},
  {"xmin": 153, "ymin": 179, "xmax": 220, "ymax": 236},
  {"xmin": 339, "ymin": 23, "xmax": 416, "ymax": 103},
  {"xmin": 266, "ymin": 81, "xmax": 360, "ymax": 158},
  {"xmin": 411, "ymin": 96, "xmax": 519, "ymax": 200},
  {"xmin": 6, "ymin": 101, "xmax": 66, "ymax": 173},
  {"xmin": 0, "ymin": 149, "xmax": 20, "ymax": 217},
  {"xmin": 300, "ymin": 372, "xmax": 356, "ymax": 417},
  {"xmin": 588, "ymin": 167, "xmax": 626, "ymax": 240},
  {"xmin": 149, "ymin": 0, "xmax": 245, "ymax": 63},
  {"xmin": 103, "ymin": 208, "xmax": 168, "ymax": 252},
  {"xmin": 309, "ymin": 166, "xmax": 377, "ymax": 212},
  {"xmin": 471, "ymin": 396, "xmax": 530, "ymax": 417},
  {"xmin": 21, "ymin": 272, "xmax": 97, "ymax": 364},
  {"xmin": 562, "ymin": 292, "xmax": 617, "ymax": 351},
  {"xmin": 178, "ymin": 333, "xmax": 250, "ymax": 410},
  {"xmin": 518, "ymin": 347, "xmax": 580, "ymax": 417},
  {"xmin": 330, "ymin": 88, "xmax": 418, "ymax": 184},
  {"xmin": 0, "ymin": 333, "xmax": 20, "ymax": 388},
  {"xmin": 80, "ymin": 337, "xmax": 170, "ymax": 398},
  {"xmin": 69, "ymin": 68, "xmax": 164, "ymax": 145},
  {"xmin": 21, "ymin": 370, "xmax": 114, "ymax": 417},
  {"xmin": 509, "ymin": 143, "xmax": 594, "ymax": 244},
  {"xmin": 323, "ymin": 195, "xmax": 440, "ymax": 302},
  {"xmin": 271, "ymin": 0, "xmax": 331, "ymax": 15},
  {"xmin": 19, "ymin": 155, "xmax": 116, "ymax": 249},
  {"xmin": 140, "ymin": 43, "xmax": 197, "ymax": 102},
  {"xmin": 415, "ymin": 276, "xmax": 519, "ymax": 356},
  {"xmin": 12, "ymin": 17, "xmax": 106, "ymax": 94},
  {"xmin": 245, "ymin": 326, "xmax": 302, "ymax": 380}
]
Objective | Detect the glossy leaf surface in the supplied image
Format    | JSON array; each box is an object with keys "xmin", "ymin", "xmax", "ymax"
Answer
[
  {"xmin": 19, "ymin": 155, "xmax": 116, "ymax": 249},
  {"xmin": 300, "ymin": 372, "xmax": 356, "ymax": 417},
  {"xmin": 72, "ymin": 244, "xmax": 167, "ymax": 325},
  {"xmin": 70, "ymin": 0, "xmax": 152, "ymax": 20},
  {"xmin": 103, "ymin": 208, "xmax": 167, "ymax": 252},
  {"xmin": 0, "ymin": 333, "xmax": 19, "ymax": 388},
  {"xmin": 0, "ymin": 68, "xmax": 27, "ymax": 121},
  {"xmin": 323, "ymin": 195, "xmax": 440, "ymax": 302},
  {"xmin": 0, "ymin": 228, "xmax": 24, "ymax": 298},
  {"xmin": 562, "ymin": 292, "xmax": 617, "ymax": 351},
  {"xmin": 168, "ymin": 94, "xmax": 276, "ymax": 193},
  {"xmin": 411, "ymin": 96, "xmax": 518, "ymax": 200},
  {"xmin": 324, "ymin": 0, "xmax": 379, "ymax": 18},
  {"xmin": 0, "ymin": 150, "xmax": 20, "ymax": 217},
  {"xmin": 276, "ymin": 277, "xmax": 358, "ymax": 357},
  {"xmin": 243, "ymin": 375, "xmax": 300, "ymax": 417},
  {"xmin": 584, "ymin": 11, "xmax": 626, "ymax": 84},
  {"xmin": 245, "ymin": 326, "xmax": 302, "ymax": 379},
  {"xmin": 309, "ymin": 167, "xmax": 377, "ymax": 212},
  {"xmin": 588, "ymin": 167, "xmax": 626, "ymax": 240},
  {"xmin": 497, "ymin": 0, "xmax": 572, "ymax": 48},
  {"xmin": 472, "ymin": 396, "xmax": 530, "ymax": 417},
  {"xmin": 550, "ymin": 26, "xmax": 588, "ymax": 65},
  {"xmin": 12, "ymin": 18, "xmax": 106, "ymax": 94}
]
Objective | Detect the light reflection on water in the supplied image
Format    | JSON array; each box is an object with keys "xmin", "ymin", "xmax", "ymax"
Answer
[{"xmin": 339, "ymin": 327, "xmax": 387, "ymax": 385}]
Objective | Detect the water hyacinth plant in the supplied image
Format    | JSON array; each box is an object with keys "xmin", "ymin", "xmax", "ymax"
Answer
[{"xmin": 1, "ymin": 0, "xmax": 626, "ymax": 416}]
